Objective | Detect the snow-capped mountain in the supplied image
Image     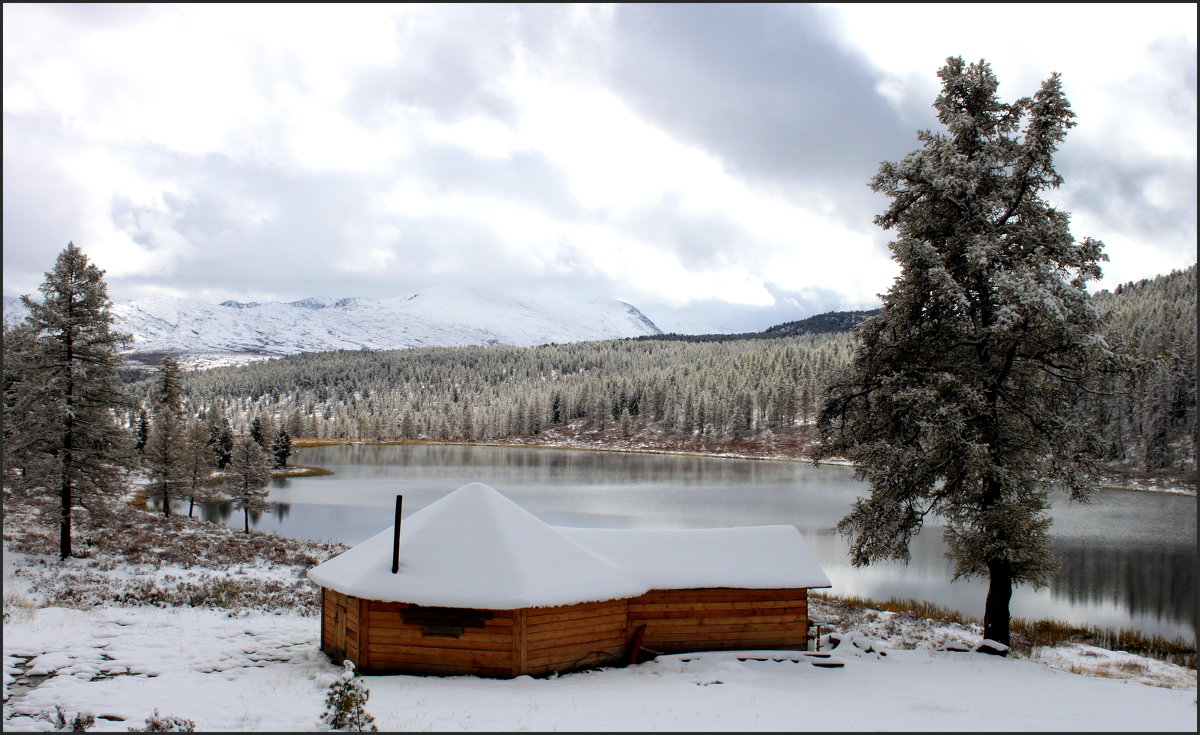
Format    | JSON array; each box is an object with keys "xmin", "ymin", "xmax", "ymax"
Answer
[{"xmin": 3, "ymin": 286, "xmax": 662, "ymax": 368}]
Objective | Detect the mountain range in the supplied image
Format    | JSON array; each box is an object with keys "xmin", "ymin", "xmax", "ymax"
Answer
[{"xmin": 2, "ymin": 286, "xmax": 663, "ymax": 369}]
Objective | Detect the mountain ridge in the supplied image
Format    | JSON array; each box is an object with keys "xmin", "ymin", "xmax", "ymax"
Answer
[{"xmin": 2, "ymin": 285, "xmax": 663, "ymax": 369}]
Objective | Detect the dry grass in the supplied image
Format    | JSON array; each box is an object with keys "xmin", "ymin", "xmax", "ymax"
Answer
[
  {"xmin": 811, "ymin": 591, "xmax": 1195, "ymax": 669},
  {"xmin": 3, "ymin": 489, "xmax": 347, "ymax": 617},
  {"xmin": 2, "ymin": 591, "xmax": 39, "ymax": 623}
]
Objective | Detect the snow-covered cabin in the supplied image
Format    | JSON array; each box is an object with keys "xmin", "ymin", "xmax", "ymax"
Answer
[{"xmin": 307, "ymin": 482, "xmax": 831, "ymax": 678}]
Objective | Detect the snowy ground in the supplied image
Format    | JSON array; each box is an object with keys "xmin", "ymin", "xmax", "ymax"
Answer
[
  {"xmin": 3, "ymin": 603, "xmax": 1195, "ymax": 732},
  {"xmin": 3, "ymin": 497, "xmax": 1196, "ymax": 732}
]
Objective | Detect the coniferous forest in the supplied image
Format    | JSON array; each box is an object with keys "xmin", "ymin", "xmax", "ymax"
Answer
[{"xmin": 125, "ymin": 265, "xmax": 1196, "ymax": 490}]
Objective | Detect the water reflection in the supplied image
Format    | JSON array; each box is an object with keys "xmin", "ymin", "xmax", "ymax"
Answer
[
  {"xmin": 146, "ymin": 495, "xmax": 291, "ymax": 528},
  {"xmin": 159, "ymin": 444, "xmax": 1195, "ymax": 642}
]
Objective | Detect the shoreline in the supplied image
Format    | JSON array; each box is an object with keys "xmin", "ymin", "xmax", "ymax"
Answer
[{"xmin": 289, "ymin": 436, "xmax": 1197, "ymax": 497}]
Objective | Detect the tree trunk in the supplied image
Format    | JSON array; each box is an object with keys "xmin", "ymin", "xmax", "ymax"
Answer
[
  {"xmin": 59, "ymin": 454, "xmax": 72, "ymax": 560},
  {"xmin": 244, "ymin": 507, "xmax": 250, "ymax": 534},
  {"xmin": 982, "ymin": 559, "xmax": 1013, "ymax": 651}
]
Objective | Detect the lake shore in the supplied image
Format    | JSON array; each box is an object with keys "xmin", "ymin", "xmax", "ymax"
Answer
[
  {"xmin": 289, "ymin": 433, "xmax": 1198, "ymax": 497},
  {"xmin": 2, "ymin": 488, "xmax": 1194, "ymax": 732}
]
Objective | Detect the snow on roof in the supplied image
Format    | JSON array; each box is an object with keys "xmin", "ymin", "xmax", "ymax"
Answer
[
  {"xmin": 307, "ymin": 482, "xmax": 830, "ymax": 609},
  {"xmin": 559, "ymin": 525, "xmax": 831, "ymax": 592},
  {"xmin": 307, "ymin": 482, "xmax": 646, "ymax": 609}
]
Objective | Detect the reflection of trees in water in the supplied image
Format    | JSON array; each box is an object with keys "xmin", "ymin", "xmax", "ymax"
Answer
[
  {"xmin": 1049, "ymin": 540, "xmax": 1196, "ymax": 633},
  {"xmin": 311, "ymin": 444, "xmax": 806, "ymax": 486},
  {"xmin": 148, "ymin": 494, "xmax": 289, "ymax": 527},
  {"xmin": 805, "ymin": 522, "xmax": 1196, "ymax": 639}
]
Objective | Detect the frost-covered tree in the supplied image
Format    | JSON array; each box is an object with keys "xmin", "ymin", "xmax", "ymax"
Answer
[
  {"xmin": 815, "ymin": 58, "xmax": 1121, "ymax": 649},
  {"xmin": 208, "ymin": 417, "xmax": 233, "ymax": 470},
  {"xmin": 223, "ymin": 436, "xmax": 272, "ymax": 533},
  {"xmin": 144, "ymin": 357, "xmax": 187, "ymax": 516},
  {"xmin": 134, "ymin": 409, "xmax": 149, "ymax": 455},
  {"xmin": 180, "ymin": 421, "xmax": 217, "ymax": 517},
  {"xmin": 321, "ymin": 660, "xmax": 378, "ymax": 732},
  {"xmin": 270, "ymin": 426, "xmax": 292, "ymax": 469},
  {"xmin": 248, "ymin": 415, "xmax": 266, "ymax": 448},
  {"xmin": 3, "ymin": 242, "xmax": 133, "ymax": 558}
]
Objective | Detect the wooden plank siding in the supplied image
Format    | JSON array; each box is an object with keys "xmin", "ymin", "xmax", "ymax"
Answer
[
  {"xmin": 629, "ymin": 588, "xmax": 809, "ymax": 655},
  {"xmin": 361, "ymin": 601, "xmax": 515, "ymax": 677},
  {"xmin": 523, "ymin": 599, "xmax": 630, "ymax": 677},
  {"xmin": 318, "ymin": 586, "xmax": 811, "ymax": 678}
]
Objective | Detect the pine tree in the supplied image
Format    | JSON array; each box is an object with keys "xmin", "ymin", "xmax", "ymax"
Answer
[
  {"xmin": 248, "ymin": 415, "xmax": 266, "ymax": 448},
  {"xmin": 134, "ymin": 409, "xmax": 149, "ymax": 455},
  {"xmin": 270, "ymin": 427, "xmax": 293, "ymax": 469},
  {"xmin": 815, "ymin": 58, "xmax": 1122, "ymax": 649},
  {"xmin": 144, "ymin": 357, "xmax": 187, "ymax": 516},
  {"xmin": 320, "ymin": 660, "xmax": 378, "ymax": 732},
  {"xmin": 4, "ymin": 242, "xmax": 134, "ymax": 559},
  {"xmin": 223, "ymin": 436, "xmax": 272, "ymax": 533},
  {"xmin": 208, "ymin": 417, "xmax": 233, "ymax": 470},
  {"xmin": 180, "ymin": 421, "xmax": 217, "ymax": 517}
]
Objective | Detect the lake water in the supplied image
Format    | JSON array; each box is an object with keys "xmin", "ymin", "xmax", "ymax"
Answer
[{"xmin": 184, "ymin": 443, "xmax": 1196, "ymax": 643}]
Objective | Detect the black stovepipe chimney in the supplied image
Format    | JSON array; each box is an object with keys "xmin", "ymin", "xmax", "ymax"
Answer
[{"xmin": 391, "ymin": 494, "xmax": 403, "ymax": 574}]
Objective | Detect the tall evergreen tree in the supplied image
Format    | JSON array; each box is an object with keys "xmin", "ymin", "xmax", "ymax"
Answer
[
  {"xmin": 208, "ymin": 417, "xmax": 234, "ymax": 470},
  {"xmin": 180, "ymin": 420, "xmax": 217, "ymax": 518},
  {"xmin": 815, "ymin": 59, "xmax": 1121, "ymax": 649},
  {"xmin": 224, "ymin": 436, "xmax": 272, "ymax": 533},
  {"xmin": 134, "ymin": 409, "xmax": 149, "ymax": 456},
  {"xmin": 270, "ymin": 426, "xmax": 293, "ymax": 469},
  {"xmin": 4, "ymin": 242, "xmax": 133, "ymax": 558},
  {"xmin": 248, "ymin": 415, "xmax": 266, "ymax": 448},
  {"xmin": 144, "ymin": 357, "xmax": 186, "ymax": 516}
]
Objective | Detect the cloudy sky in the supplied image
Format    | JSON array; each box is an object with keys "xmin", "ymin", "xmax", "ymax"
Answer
[{"xmin": 3, "ymin": 4, "xmax": 1195, "ymax": 333}]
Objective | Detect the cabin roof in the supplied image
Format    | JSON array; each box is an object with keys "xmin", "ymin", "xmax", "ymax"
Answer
[{"xmin": 307, "ymin": 482, "xmax": 831, "ymax": 609}]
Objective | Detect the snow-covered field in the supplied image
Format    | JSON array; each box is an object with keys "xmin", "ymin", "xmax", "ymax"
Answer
[
  {"xmin": 4, "ymin": 601, "xmax": 1195, "ymax": 732},
  {"xmin": 3, "ymin": 498, "xmax": 1196, "ymax": 732}
]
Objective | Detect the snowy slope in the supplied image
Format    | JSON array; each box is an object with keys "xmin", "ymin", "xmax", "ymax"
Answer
[{"xmin": 3, "ymin": 287, "xmax": 662, "ymax": 368}]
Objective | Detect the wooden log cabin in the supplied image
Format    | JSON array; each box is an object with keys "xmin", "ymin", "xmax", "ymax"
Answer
[{"xmin": 307, "ymin": 482, "xmax": 830, "ymax": 678}]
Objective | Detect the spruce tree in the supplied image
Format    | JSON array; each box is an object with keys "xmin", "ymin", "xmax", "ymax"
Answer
[
  {"xmin": 134, "ymin": 409, "xmax": 149, "ymax": 455},
  {"xmin": 224, "ymin": 436, "xmax": 272, "ymax": 533},
  {"xmin": 321, "ymin": 660, "xmax": 377, "ymax": 732},
  {"xmin": 270, "ymin": 426, "xmax": 292, "ymax": 469},
  {"xmin": 144, "ymin": 356, "xmax": 186, "ymax": 516},
  {"xmin": 4, "ymin": 242, "xmax": 133, "ymax": 558},
  {"xmin": 815, "ymin": 58, "xmax": 1121, "ymax": 649},
  {"xmin": 181, "ymin": 420, "xmax": 217, "ymax": 517},
  {"xmin": 208, "ymin": 417, "xmax": 234, "ymax": 470},
  {"xmin": 249, "ymin": 415, "xmax": 266, "ymax": 448}
]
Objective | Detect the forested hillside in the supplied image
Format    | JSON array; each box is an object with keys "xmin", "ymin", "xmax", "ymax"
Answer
[
  {"xmin": 161, "ymin": 333, "xmax": 852, "ymax": 454},
  {"xmin": 1089, "ymin": 265, "xmax": 1196, "ymax": 485},
  {"xmin": 127, "ymin": 265, "xmax": 1196, "ymax": 488}
]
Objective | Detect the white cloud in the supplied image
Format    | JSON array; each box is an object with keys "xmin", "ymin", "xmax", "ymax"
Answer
[{"xmin": 2, "ymin": 3, "xmax": 1193, "ymax": 331}]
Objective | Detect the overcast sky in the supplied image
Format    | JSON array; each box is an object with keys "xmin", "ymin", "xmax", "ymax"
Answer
[{"xmin": 3, "ymin": 4, "xmax": 1195, "ymax": 333}]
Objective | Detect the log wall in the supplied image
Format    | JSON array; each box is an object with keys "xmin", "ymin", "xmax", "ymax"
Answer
[
  {"xmin": 628, "ymin": 588, "xmax": 809, "ymax": 654},
  {"xmin": 320, "ymin": 586, "xmax": 811, "ymax": 678},
  {"xmin": 362, "ymin": 602, "xmax": 516, "ymax": 678},
  {"xmin": 522, "ymin": 598, "xmax": 630, "ymax": 677}
]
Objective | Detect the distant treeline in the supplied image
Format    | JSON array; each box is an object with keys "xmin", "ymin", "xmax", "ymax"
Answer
[
  {"xmin": 634, "ymin": 309, "xmax": 879, "ymax": 343},
  {"xmin": 127, "ymin": 266, "xmax": 1195, "ymax": 484}
]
